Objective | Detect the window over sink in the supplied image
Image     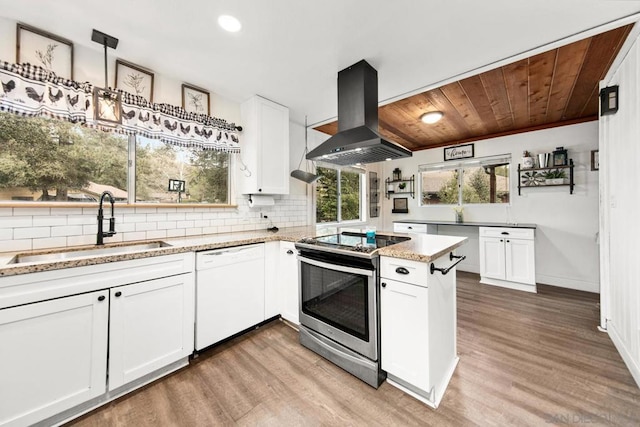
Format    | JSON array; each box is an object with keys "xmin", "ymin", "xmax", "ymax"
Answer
[{"xmin": 0, "ymin": 113, "xmax": 230, "ymax": 204}]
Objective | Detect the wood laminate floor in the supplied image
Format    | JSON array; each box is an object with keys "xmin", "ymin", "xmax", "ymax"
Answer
[{"xmin": 69, "ymin": 273, "xmax": 640, "ymax": 426}]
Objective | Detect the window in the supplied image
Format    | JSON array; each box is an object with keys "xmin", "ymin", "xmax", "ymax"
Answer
[
  {"xmin": 0, "ymin": 113, "xmax": 229, "ymax": 204},
  {"xmin": 316, "ymin": 166, "xmax": 364, "ymax": 224},
  {"xmin": 135, "ymin": 137, "xmax": 229, "ymax": 204},
  {"xmin": 419, "ymin": 155, "xmax": 510, "ymax": 206}
]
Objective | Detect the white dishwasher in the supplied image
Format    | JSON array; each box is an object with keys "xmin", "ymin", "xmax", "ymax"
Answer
[{"xmin": 195, "ymin": 243, "xmax": 265, "ymax": 351}]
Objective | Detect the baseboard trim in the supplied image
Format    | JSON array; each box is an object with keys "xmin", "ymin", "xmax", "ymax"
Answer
[
  {"xmin": 607, "ymin": 323, "xmax": 640, "ymax": 389},
  {"xmin": 480, "ymin": 277, "xmax": 537, "ymax": 293}
]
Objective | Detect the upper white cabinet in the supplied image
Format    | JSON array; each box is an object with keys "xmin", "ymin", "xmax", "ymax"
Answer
[
  {"xmin": 239, "ymin": 95, "xmax": 290, "ymax": 195},
  {"xmin": 479, "ymin": 227, "xmax": 536, "ymax": 292}
]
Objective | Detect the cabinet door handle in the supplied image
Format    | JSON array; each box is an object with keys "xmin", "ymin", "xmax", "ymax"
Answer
[
  {"xmin": 506, "ymin": 240, "xmax": 510, "ymax": 243},
  {"xmin": 395, "ymin": 267, "xmax": 410, "ymax": 275},
  {"xmin": 286, "ymin": 249, "xmax": 294, "ymax": 255},
  {"xmin": 115, "ymin": 291, "xmax": 122, "ymax": 297},
  {"xmin": 408, "ymin": 226, "xmax": 413, "ymax": 229},
  {"xmin": 500, "ymin": 239, "xmax": 504, "ymax": 242},
  {"xmin": 381, "ymin": 282, "xmax": 387, "ymax": 288},
  {"xmin": 501, "ymin": 231, "xmax": 509, "ymax": 235},
  {"xmin": 98, "ymin": 295, "xmax": 106, "ymax": 301}
]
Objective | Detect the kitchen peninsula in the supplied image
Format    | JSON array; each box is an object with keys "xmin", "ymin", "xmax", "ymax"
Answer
[{"xmin": 0, "ymin": 227, "xmax": 466, "ymax": 425}]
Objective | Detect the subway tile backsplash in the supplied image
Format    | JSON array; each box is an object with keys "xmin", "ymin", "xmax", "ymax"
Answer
[{"xmin": 0, "ymin": 194, "xmax": 309, "ymax": 252}]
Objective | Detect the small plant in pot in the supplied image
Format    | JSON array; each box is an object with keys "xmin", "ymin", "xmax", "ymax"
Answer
[
  {"xmin": 543, "ymin": 169, "xmax": 566, "ymax": 185},
  {"xmin": 398, "ymin": 182, "xmax": 407, "ymax": 190}
]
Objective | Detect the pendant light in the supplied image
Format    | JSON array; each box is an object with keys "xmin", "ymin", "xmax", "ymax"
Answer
[
  {"xmin": 290, "ymin": 116, "xmax": 319, "ymax": 183},
  {"xmin": 91, "ymin": 29, "xmax": 122, "ymax": 125}
]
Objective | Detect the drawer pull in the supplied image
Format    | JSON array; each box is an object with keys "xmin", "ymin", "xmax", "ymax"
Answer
[
  {"xmin": 381, "ymin": 282, "xmax": 387, "ymax": 288},
  {"xmin": 98, "ymin": 295, "xmax": 106, "ymax": 302},
  {"xmin": 501, "ymin": 231, "xmax": 509, "ymax": 235},
  {"xmin": 286, "ymin": 249, "xmax": 294, "ymax": 255},
  {"xmin": 115, "ymin": 291, "xmax": 122, "ymax": 297},
  {"xmin": 395, "ymin": 267, "xmax": 410, "ymax": 275}
]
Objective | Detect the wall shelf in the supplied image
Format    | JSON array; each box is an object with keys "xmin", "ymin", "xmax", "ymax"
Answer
[
  {"xmin": 385, "ymin": 175, "xmax": 415, "ymax": 199},
  {"xmin": 517, "ymin": 159, "xmax": 574, "ymax": 195}
]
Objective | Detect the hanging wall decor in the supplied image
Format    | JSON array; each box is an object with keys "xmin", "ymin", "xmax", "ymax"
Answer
[
  {"xmin": 115, "ymin": 59, "xmax": 154, "ymax": 102},
  {"xmin": 182, "ymin": 83, "xmax": 210, "ymax": 115},
  {"xmin": 16, "ymin": 23, "xmax": 74, "ymax": 80}
]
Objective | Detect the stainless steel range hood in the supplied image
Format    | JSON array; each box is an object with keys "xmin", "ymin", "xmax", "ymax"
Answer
[{"xmin": 307, "ymin": 60, "xmax": 412, "ymax": 166}]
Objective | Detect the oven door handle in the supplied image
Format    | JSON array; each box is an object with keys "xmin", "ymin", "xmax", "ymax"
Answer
[{"xmin": 297, "ymin": 256, "xmax": 374, "ymax": 277}]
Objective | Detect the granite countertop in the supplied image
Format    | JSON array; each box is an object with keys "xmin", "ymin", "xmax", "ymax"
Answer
[
  {"xmin": 394, "ymin": 219, "xmax": 537, "ymax": 229},
  {"xmin": 0, "ymin": 225, "xmax": 467, "ymax": 277},
  {"xmin": 377, "ymin": 234, "xmax": 467, "ymax": 263}
]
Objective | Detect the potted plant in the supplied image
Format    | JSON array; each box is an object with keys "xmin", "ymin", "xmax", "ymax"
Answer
[
  {"xmin": 543, "ymin": 169, "xmax": 567, "ymax": 185},
  {"xmin": 398, "ymin": 182, "xmax": 407, "ymax": 190}
]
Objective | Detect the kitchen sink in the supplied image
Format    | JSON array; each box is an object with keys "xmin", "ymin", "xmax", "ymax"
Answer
[{"xmin": 8, "ymin": 241, "xmax": 173, "ymax": 264}]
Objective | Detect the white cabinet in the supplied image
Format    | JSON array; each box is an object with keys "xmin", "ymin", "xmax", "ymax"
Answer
[
  {"xmin": 0, "ymin": 291, "xmax": 109, "ymax": 427},
  {"xmin": 278, "ymin": 241, "xmax": 299, "ymax": 324},
  {"xmin": 195, "ymin": 244, "xmax": 265, "ymax": 350},
  {"xmin": 479, "ymin": 227, "xmax": 536, "ymax": 292},
  {"xmin": 379, "ymin": 255, "xmax": 458, "ymax": 408},
  {"xmin": 108, "ymin": 274, "xmax": 194, "ymax": 391},
  {"xmin": 0, "ymin": 253, "xmax": 194, "ymax": 427},
  {"xmin": 380, "ymin": 278, "xmax": 430, "ymax": 390},
  {"xmin": 264, "ymin": 241, "xmax": 280, "ymax": 320},
  {"xmin": 239, "ymin": 95, "xmax": 290, "ymax": 195}
]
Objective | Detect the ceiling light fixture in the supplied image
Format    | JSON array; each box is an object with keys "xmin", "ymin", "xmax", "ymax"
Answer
[
  {"xmin": 421, "ymin": 111, "xmax": 444, "ymax": 124},
  {"xmin": 218, "ymin": 15, "xmax": 242, "ymax": 32}
]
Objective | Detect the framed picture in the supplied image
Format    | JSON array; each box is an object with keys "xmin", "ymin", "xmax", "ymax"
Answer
[
  {"xmin": 115, "ymin": 59, "xmax": 154, "ymax": 102},
  {"xmin": 444, "ymin": 143, "xmax": 474, "ymax": 161},
  {"xmin": 182, "ymin": 83, "xmax": 210, "ymax": 115},
  {"xmin": 392, "ymin": 197, "xmax": 409, "ymax": 214},
  {"xmin": 16, "ymin": 23, "xmax": 74, "ymax": 79},
  {"xmin": 591, "ymin": 150, "xmax": 599, "ymax": 171}
]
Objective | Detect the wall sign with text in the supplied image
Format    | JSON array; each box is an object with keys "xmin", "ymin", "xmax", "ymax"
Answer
[{"xmin": 444, "ymin": 144, "xmax": 475, "ymax": 161}]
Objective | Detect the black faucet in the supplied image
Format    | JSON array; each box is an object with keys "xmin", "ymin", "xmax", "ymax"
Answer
[{"xmin": 97, "ymin": 191, "xmax": 116, "ymax": 245}]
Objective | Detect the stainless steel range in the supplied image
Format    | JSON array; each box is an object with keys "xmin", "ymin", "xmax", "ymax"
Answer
[{"xmin": 295, "ymin": 231, "xmax": 410, "ymax": 388}]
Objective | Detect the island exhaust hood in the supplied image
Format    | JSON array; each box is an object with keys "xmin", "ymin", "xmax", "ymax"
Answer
[{"xmin": 306, "ymin": 60, "xmax": 412, "ymax": 166}]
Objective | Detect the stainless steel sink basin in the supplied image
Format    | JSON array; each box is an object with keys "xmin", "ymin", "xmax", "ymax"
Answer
[{"xmin": 8, "ymin": 241, "xmax": 172, "ymax": 264}]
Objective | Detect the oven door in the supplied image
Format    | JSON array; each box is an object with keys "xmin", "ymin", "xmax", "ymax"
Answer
[{"xmin": 298, "ymin": 254, "xmax": 378, "ymax": 360}]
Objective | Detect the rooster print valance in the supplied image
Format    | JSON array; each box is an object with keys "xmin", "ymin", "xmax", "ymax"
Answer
[{"xmin": 0, "ymin": 61, "xmax": 240, "ymax": 153}]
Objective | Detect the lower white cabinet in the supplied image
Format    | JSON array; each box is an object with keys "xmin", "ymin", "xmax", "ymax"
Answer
[
  {"xmin": 479, "ymin": 227, "xmax": 536, "ymax": 292},
  {"xmin": 380, "ymin": 279, "xmax": 430, "ymax": 390},
  {"xmin": 0, "ymin": 253, "xmax": 194, "ymax": 427},
  {"xmin": 109, "ymin": 274, "xmax": 194, "ymax": 391},
  {"xmin": 380, "ymin": 255, "xmax": 458, "ymax": 408},
  {"xmin": 278, "ymin": 241, "xmax": 299, "ymax": 324},
  {"xmin": 0, "ymin": 291, "xmax": 109, "ymax": 427}
]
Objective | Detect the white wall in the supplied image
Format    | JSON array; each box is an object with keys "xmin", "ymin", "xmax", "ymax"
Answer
[
  {"xmin": 378, "ymin": 122, "xmax": 600, "ymax": 293},
  {"xmin": 600, "ymin": 28, "xmax": 640, "ymax": 387},
  {"xmin": 0, "ymin": 16, "xmax": 241, "ymax": 124}
]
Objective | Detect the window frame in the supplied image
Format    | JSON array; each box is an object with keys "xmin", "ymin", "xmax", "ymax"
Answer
[
  {"xmin": 0, "ymin": 115, "xmax": 235, "ymax": 208},
  {"xmin": 418, "ymin": 154, "xmax": 512, "ymax": 207},
  {"xmin": 315, "ymin": 165, "xmax": 366, "ymax": 225}
]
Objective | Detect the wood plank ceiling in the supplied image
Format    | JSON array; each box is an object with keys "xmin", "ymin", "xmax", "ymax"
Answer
[{"xmin": 314, "ymin": 24, "xmax": 633, "ymax": 151}]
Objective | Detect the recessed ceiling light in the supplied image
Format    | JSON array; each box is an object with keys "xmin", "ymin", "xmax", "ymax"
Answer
[
  {"xmin": 354, "ymin": 147, "xmax": 362, "ymax": 151},
  {"xmin": 385, "ymin": 158, "xmax": 392, "ymax": 161},
  {"xmin": 421, "ymin": 111, "xmax": 444, "ymax": 124},
  {"xmin": 218, "ymin": 15, "xmax": 242, "ymax": 32}
]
